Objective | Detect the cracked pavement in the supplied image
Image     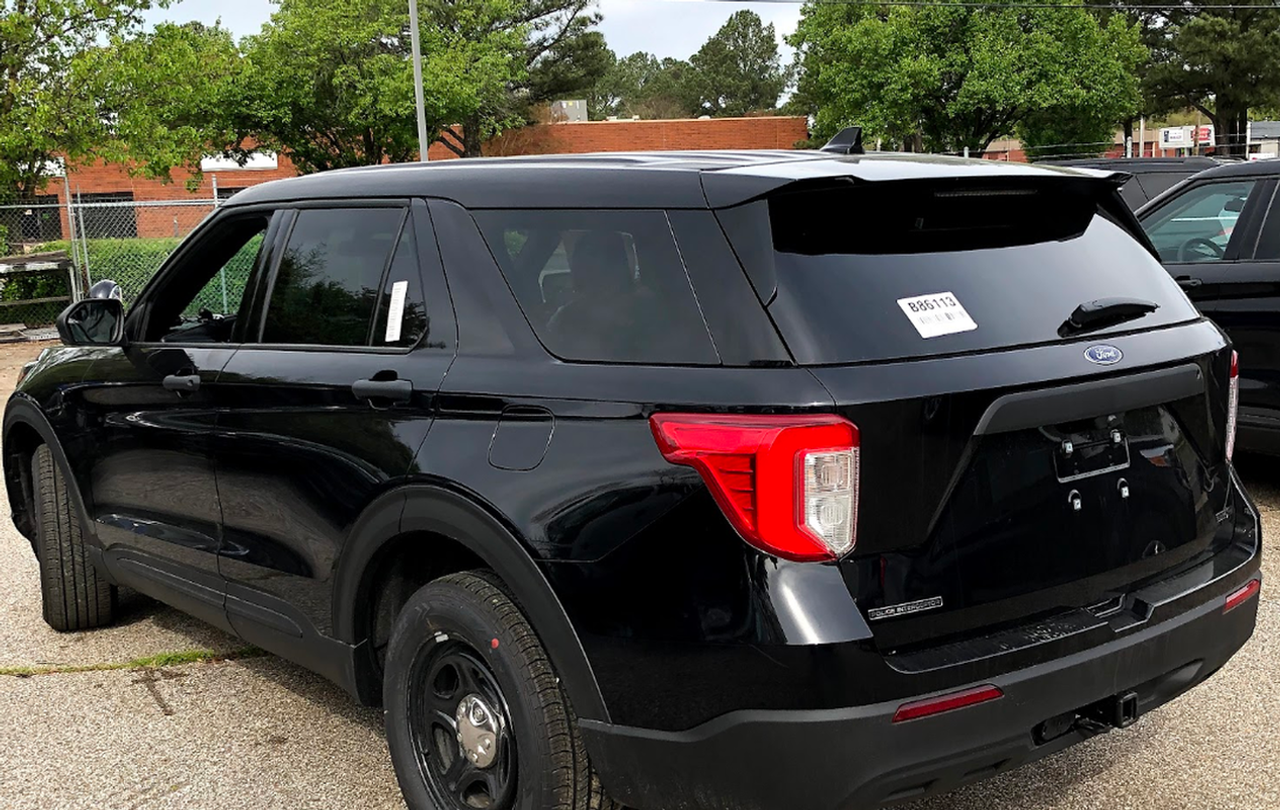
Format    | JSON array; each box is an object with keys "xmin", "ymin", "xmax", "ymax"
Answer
[{"xmin": 0, "ymin": 341, "xmax": 1274, "ymax": 809}]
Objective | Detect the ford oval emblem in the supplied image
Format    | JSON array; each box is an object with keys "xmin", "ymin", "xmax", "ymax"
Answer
[{"xmin": 1084, "ymin": 344, "xmax": 1123, "ymax": 366}]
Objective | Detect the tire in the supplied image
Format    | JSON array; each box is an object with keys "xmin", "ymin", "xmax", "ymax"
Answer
[
  {"xmin": 31, "ymin": 444, "xmax": 116, "ymax": 631},
  {"xmin": 384, "ymin": 571, "xmax": 622, "ymax": 810}
]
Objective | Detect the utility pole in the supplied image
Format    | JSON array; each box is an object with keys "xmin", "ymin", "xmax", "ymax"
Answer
[{"xmin": 408, "ymin": 0, "xmax": 430, "ymax": 161}]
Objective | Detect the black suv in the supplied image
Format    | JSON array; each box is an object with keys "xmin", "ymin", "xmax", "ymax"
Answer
[
  {"xmin": 1038, "ymin": 156, "xmax": 1221, "ymax": 209},
  {"xmin": 3, "ymin": 151, "xmax": 1262, "ymax": 810},
  {"xmin": 1137, "ymin": 158, "xmax": 1280, "ymax": 455}
]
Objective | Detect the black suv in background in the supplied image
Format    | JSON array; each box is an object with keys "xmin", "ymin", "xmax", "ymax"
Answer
[
  {"xmin": 4, "ymin": 150, "xmax": 1262, "ymax": 810},
  {"xmin": 1040, "ymin": 156, "xmax": 1221, "ymax": 209},
  {"xmin": 1138, "ymin": 159, "xmax": 1280, "ymax": 455}
]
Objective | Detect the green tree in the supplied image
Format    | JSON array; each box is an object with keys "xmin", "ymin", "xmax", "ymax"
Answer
[
  {"xmin": 79, "ymin": 22, "xmax": 249, "ymax": 183},
  {"xmin": 789, "ymin": 0, "xmax": 1147, "ymax": 154},
  {"xmin": 589, "ymin": 51, "xmax": 697, "ymax": 120},
  {"xmin": 687, "ymin": 10, "xmax": 786, "ymax": 117},
  {"xmin": 243, "ymin": 0, "xmax": 525, "ymax": 172},
  {"xmin": 427, "ymin": 0, "xmax": 605, "ymax": 157},
  {"xmin": 1142, "ymin": 1, "xmax": 1280, "ymax": 157},
  {"xmin": 0, "ymin": 0, "xmax": 164, "ymax": 200}
]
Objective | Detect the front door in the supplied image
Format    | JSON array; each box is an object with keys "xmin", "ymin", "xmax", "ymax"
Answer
[
  {"xmin": 212, "ymin": 200, "xmax": 454, "ymax": 648},
  {"xmin": 83, "ymin": 206, "xmax": 283, "ymax": 631},
  {"xmin": 1142, "ymin": 176, "xmax": 1280, "ymax": 449}
]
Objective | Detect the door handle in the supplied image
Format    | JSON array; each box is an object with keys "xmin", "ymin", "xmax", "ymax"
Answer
[
  {"xmin": 352, "ymin": 378, "xmax": 412, "ymax": 403},
  {"xmin": 162, "ymin": 373, "xmax": 201, "ymax": 393},
  {"xmin": 1175, "ymin": 276, "xmax": 1203, "ymax": 290}
]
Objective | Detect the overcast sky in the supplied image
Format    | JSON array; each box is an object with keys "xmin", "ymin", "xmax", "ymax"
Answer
[{"xmin": 144, "ymin": 0, "xmax": 802, "ymax": 63}]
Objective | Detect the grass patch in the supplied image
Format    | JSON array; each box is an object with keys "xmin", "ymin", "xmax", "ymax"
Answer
[{"xmin": 0, "ymin": 646, "xmax": 264, "ymax": 678}]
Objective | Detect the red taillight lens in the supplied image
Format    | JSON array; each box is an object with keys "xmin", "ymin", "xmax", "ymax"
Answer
[
  {"xmin": 649, "ymin": 413, "xmax": 859, "ymax": 562},
  {"xmin": 892, "ymin": 685, "xmax": 1004, "ymax": 723},
  {"xmin": 1227, "ymin": 351, "xmax": 1239, "ymax": 461},
  {"xmin": 1224, "ymin": 579, "xmax": 1260, "ymax": 614}
]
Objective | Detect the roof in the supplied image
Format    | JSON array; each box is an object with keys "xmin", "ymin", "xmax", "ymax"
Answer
[
  {"xmin": 225, "ymin": 150, "xmax": 1123, "ymax": 211},
  {"xmin": 1181, "ymin": 158, "xmax": 1280, "ymax": 181},
  {"xmin": 1251, "ymin": 120, "xmax": 1280, "ymax": 140},
  {"xmin": 1038, "ymin": 156, "xmax": 1221, "ymax": 173}
]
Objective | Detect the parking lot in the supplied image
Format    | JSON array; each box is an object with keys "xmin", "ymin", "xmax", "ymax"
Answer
[{"xmin": 0, "ymin": 340, "xmax": 1275, "ymax": 810}]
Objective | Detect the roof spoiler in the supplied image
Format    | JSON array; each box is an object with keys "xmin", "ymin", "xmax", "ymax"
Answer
[{"xmin": 820, "ymin": 127, "xmax": 865, "ymax": 156}]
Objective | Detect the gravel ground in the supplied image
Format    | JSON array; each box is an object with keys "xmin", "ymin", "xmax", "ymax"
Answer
[{"xmin": 0, "ymin": 340, "xmax": 1274, "ymax": 810}]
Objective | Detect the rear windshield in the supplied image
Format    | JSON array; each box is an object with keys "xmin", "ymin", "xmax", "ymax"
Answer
[{"xmin": 723, "ymin": 181, "xmax": 1201, "ymax": 365}]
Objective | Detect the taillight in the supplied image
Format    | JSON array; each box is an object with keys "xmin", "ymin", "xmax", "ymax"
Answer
[
  {"xmin": 649, "ymin": 413, "xmax": 859, "ymax": 562},
  {"xmin": 1227, "ymin": 350, "xmax": 1239, "ymax": 461}
]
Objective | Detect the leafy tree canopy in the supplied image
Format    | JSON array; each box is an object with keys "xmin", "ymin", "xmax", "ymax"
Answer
[
  {"xmin": 242, "ymin": 0, "xmax": 526, "ymax": 171},
  {"xmin": 0, "ymin": 0, "xmax": 164, "ymax": 199},
  {"xmin": 1141, "ymin": 0, "xmax": 1280, "ymax": 156},
  {"xmin": 789, "ymin": 0, "xmax": 1146, "ymax": 154},
  {"xmin": 687, "ymin": 10, "xmax": 786, "ymax": 117},
  {"xmin": 589, "ymin": 51, "xmax": 697, "ymax": 119}
]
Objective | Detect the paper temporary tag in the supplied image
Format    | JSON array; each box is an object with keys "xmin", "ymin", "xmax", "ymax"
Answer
[
  {"xmin": 385, "ymin": 280, "xmax": 408, "ymax": 343},
  {"xmin": 896, "ymin": 291, "xmax": 977, "ymax": 339}
]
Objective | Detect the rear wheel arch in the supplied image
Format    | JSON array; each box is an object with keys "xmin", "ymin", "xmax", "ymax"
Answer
[{"xmin": 333, "ymin": 484, "xmax": 610, "ymax": 723}]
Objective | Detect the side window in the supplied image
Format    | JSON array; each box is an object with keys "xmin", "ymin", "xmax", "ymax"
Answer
[
  {"xmin": 262, "ymin": 207, "xmax": 407, "ymax": 347},
  {"xmin": 473, "ymin": 210, "xmax": 718, "ymax": 365},
  {"xmin": 372, "ymin": 221, "xmax": 430, "ymax": 348},
  {"xmin": 1254, "ymin": 187, "xmax": 1280, "ymax": 261},
  {"xmin": 1143, "ymin": 180, "xmax": 1259, "ymax": 263},
  {"xmin": 145, "ymin": 213, "xmax": 270, "ymax": 344}
]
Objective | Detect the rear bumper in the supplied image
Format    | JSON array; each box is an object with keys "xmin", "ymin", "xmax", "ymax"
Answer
[{"xmin": 582, "ymin": 565, "xmax": 1261, "ymax": 810}]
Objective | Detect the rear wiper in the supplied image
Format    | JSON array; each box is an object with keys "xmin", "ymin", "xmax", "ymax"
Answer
[{"xmin": 1058, "ymin": 297, "xmax": 1159, "ymax": 337}]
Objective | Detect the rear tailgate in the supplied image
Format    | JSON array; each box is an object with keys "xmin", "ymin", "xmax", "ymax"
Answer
[{"xmin": 714, "ymin": 171, "xmax": 1237, "ymax": 650}]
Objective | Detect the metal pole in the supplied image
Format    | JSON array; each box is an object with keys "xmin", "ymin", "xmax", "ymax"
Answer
[
  {"xmin": 1138, "ymin": 117, "xmax": 1146, "ymax": 158},
  {"xmin": 408, "ymin": 0, "xmax": 430, "ymax": 161},
  {"xmin": 211, "ymin": 173, "xmax": 219, "ymax": 206},
  {"xmin": 963, "ymin": 146, "xmax": 969, "ymax": 159},
  {"xmin": 61, "ymin": 173, "xmax": 80, "ymax": 301},
  {"xmin": 1125, "ymin": 136, "xmax": 1133, "ymax": 158}
]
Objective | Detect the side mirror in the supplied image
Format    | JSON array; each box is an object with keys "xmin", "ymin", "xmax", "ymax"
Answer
[{"xmin": 56, "ymin": 297, "xmax": 125, "ymax": 347}]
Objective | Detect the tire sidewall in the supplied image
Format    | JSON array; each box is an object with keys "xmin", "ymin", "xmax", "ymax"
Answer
[{"xmin": 385, "ymin": 580, "xmax": 561, "ymax": 810}]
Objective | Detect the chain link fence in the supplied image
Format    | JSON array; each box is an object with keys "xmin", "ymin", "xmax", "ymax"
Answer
[{"xmin": 0, "ymin": 198, "xmax": 218, "ymax": 328}]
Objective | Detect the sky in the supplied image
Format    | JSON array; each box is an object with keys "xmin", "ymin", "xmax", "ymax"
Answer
[{"xmin": 143, "ymin": 0, "xmax": 803, "ymax": 64}]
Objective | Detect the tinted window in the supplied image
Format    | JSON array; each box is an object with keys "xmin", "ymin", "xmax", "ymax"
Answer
[
  {"xmin": 1135, "ymin": 172, "xmax": 1189, "ymax": 201},
  {"xmin": 1143, "ymin": 180, "xmax": 1259, "ymax": 263},
  {"xmin": 147, "ymin": 214, "xmax": 270, "ymax": 344},
  {"xmin": 263, "ymin": 207, "xmax": 405, "ymax": 346},
  {"xmin": 1254, "ymin": 186, "xmax": 1280, "ymax": 261},
  {"xmin": 474, "ymin": 210, "xmax": 717, "ymax": 364},
  {"xmin": 372, "ymin": 222, "xmax": 430, "ymax": 348},
  {"xmin": 723, "ymin": 182, "xmax": 1200, "ymax": 365}
]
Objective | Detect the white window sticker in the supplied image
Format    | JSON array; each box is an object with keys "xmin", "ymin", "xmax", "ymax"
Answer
[
  {"xmin": 384, "ymin": 280, "xmax": 408, "ymax": 343},
  {"xmin": 896, "ymin": 291, "xmax": 978, "ymax": 339}
]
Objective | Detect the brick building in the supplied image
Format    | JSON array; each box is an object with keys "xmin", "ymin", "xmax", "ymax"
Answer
[{"xmin": 17, "ymin": 116, "xmax": 810, "ymax": 243}]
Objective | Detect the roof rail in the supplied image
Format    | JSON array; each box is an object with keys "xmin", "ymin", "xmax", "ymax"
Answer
[{"xmin": 820, "ymin": 126, "xmax": 865, "ymax": 155}]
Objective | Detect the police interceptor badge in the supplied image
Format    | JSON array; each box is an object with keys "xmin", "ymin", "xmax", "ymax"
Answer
[
  {"xmin": 868, "ymin": 596, "xmax": 944, "ymax": 621},
  {"xmin": 897, "ymin": 291, "xmax": 978, "ymax": 339}
]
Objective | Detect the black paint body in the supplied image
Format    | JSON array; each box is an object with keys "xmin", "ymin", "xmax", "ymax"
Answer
[{"xmin": 4, "ymin": 152, "xmax": 1263, "ymax": 810}]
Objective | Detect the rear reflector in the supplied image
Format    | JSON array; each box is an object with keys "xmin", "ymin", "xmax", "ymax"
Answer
[
  {"xmin": 1227, "ymin": 351, "xmax": 1239, "ymax": 461},
  {"xmin": 892, "ymin": 685, "xmax": 1004, "ymax": 723},
  {"xmin": 649, "ymin": 413, "xmax": 859, "ymax": 562},
  {"xmin": 1224, "ymin": 579, "xmax": 1260, "ymax": 614}
]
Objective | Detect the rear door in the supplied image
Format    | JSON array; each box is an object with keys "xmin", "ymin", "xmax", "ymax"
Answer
[
  {"xmin": 716, "ymin": 175, "xmax": 1235, "ymax": 649},
  {"xmin": 1142, "ymin": 176, "xmax": 1280, "ymax": 450},
  {"xmin": 213, "ymin": 199, "xmax": 454, "ymax": 647}
]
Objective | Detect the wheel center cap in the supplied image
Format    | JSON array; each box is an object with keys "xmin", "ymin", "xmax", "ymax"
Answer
[{"xmin": 455, "ymin": 693, "xmax": 501, "ymax": 769}]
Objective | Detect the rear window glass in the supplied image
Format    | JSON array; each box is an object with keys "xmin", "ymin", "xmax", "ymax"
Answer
[
  {"xmin": 474, "ymin": 210, "xmax": 718, "ymax": 365},
  {"xmin": 729, "ymin": 181, "xmax": 1201, "ymax": 365}
]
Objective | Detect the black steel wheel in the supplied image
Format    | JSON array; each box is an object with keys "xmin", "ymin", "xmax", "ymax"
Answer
[
  {"xmin": 410, "ymin": 643, "xmax": 517, "ymax": 809},
  {"xmin": 384, "ymin": 571, "xmax": 622, "ymax": 810}
]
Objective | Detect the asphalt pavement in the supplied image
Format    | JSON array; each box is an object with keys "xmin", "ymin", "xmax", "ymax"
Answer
[{"xmin": 0, "ymin": 341, "xmax": 1274, "ymax": 810}]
